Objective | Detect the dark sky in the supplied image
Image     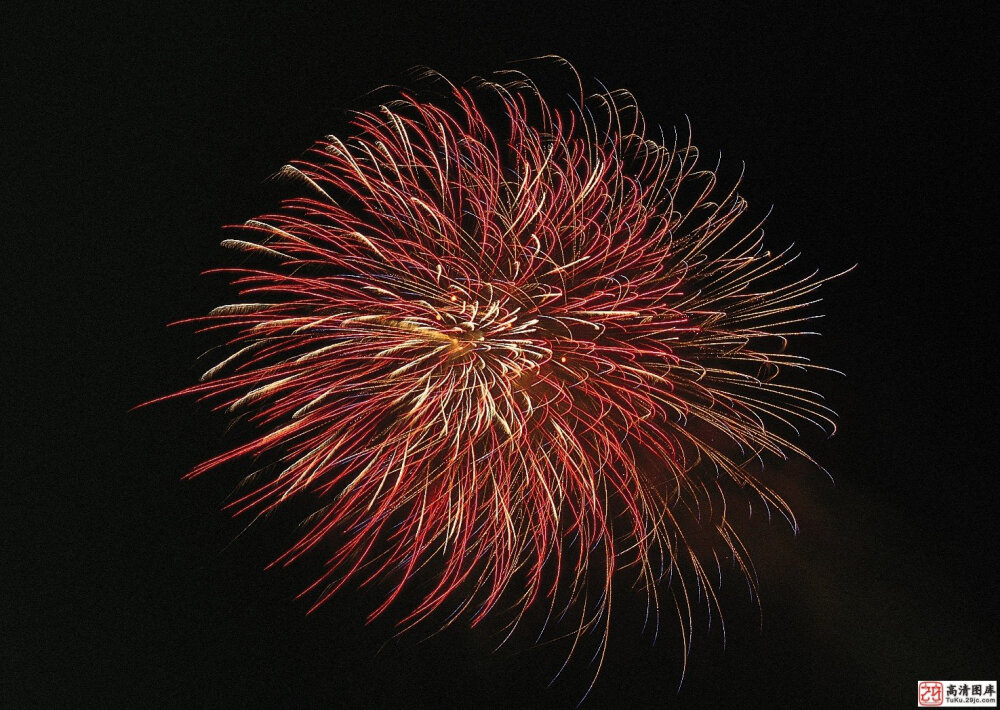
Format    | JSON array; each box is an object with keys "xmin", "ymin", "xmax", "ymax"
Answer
[{"xmin": 6, "ymin": 2, "xmax": 996, "ymax": 708}]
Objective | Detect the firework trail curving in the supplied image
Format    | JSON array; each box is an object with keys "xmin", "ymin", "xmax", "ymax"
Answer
[{"xmin": 154, "ymin": 58, "xmax": 845, "ymax": 693}]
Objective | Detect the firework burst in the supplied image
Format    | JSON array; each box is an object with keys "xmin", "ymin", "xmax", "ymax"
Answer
[{"xmin": 155, "ymin": 58, "xmax": 843, "ymax": 691}]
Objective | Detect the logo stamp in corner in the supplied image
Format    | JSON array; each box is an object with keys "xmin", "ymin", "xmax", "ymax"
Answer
[{"xmin": 919, "ymin": 681, "xmax": 997, "ymax": 707}]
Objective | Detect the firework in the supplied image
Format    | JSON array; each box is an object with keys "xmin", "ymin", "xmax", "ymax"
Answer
[{"xmin": 155, "ymin": 58, "xmax": 843, "ymax": 690}]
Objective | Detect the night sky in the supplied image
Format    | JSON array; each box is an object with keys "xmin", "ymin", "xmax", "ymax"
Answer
[{"xmin": 7, "ymin": 3, "xmax": 996, "ymax": 708}]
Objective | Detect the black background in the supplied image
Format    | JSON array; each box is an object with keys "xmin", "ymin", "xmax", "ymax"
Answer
[{"xmin": 6, "ymin": 2, "xmax": 997, "ymax": 708}]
